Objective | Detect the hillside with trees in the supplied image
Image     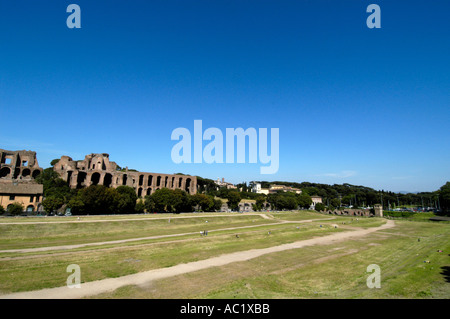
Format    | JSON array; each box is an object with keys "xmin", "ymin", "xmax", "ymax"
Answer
[{"xmin": 25, "ymin": 160, "xmax": 448, "ymax": 215}]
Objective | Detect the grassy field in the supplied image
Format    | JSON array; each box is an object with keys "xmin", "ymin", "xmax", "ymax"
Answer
[{"xmin": 0, "ymin": 210, "xmax": 448, "ymax": 298}]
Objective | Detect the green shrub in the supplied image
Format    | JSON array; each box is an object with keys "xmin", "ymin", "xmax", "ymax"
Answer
[{"xmin": 7, "ymin": 202, "xmax": 24, "ymax": 215}]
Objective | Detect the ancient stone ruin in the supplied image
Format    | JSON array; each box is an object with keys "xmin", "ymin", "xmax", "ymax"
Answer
[
  {"xmin": 53, "ymin": 153, "xmax": 197, "ymax": 196},
  {"xmin": 0, "ymin": 149, "xmax": 44, "ymax": 212},
  {"xmin": 0, "ymin": 149, "xmax": 43, "ymax": 181},
  {"xmin": 321, "ymin": 206, "xmax": 383, "ymax": 217}
]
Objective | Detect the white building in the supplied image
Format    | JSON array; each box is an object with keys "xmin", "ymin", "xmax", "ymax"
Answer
[
  {"xmin": 310, "ymin": 196, "xmax": 323, "ymax": 209},
  {"xmin": 251, "ymin": 183, "xmax": 269, "ymax": 195}
]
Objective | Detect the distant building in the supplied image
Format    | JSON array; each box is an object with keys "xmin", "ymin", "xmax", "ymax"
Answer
[
  {"xmin": 251, "ymin": 183, "xmax": 269, "ymax": 195},
  {"xmin": 310, "ymin": 195, "xmax": 323, "ymax": 209},
  {"xmin": 0, "ymin": 183, "xmax": 43, "ymax": 213},
  {"xmin": 269, "ymin": 184, "xmax": 302, "ymax": 194},
  {"xmin": 0, "ymin": 149, "xmax": 44, "ymax": 213},
  {"xmin": 251, "ymin": 182, "xmax": 301, "ymax": 195},
  {"xmin": 215, "ymin": 177, "xmax": 237, "ymax": 189}
]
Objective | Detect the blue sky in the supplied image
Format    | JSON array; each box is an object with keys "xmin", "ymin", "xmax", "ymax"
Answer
[{"xmin": 0, "ymin": 0, "xmax": 449, "ymax": 192}]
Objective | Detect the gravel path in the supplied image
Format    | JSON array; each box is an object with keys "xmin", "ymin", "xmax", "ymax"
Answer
[{"xmin": 0, "ymin": 219, "xmax": 394, "ymax": 299}]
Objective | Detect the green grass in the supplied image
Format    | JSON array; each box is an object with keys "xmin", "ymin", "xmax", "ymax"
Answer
[
  {"xmin": 0, "ymin": 214, "xmax": 277, "ymax": 250},
  {"xmin": 92, "ymin": 220, "xmax": 449, "ymax": 299},
  {"xmin": 268, "ymin": 210, "xmax": 330, "ymax": 221},
  {"xmin": 1, "ymin": 211, "xmax": 448, "ymax": 299},
  {"xmin": 0, "ymin": 217, "xmax": 346, "ymax": 293}
]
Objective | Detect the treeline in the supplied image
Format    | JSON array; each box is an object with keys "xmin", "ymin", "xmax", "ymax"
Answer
[
  {"xmin": 34, "ymin": 167, "xmax": 225, "ymax": 214},
  {"xmin": 69, "ymin": 186, "xmax": 224, "ymax": 215},
  {"xmin": 253, "ymin": 181, "xmax": 446, "ymax": 210},
  {"xmin": 31, "ymin": 165, "xmax": 450, "ymax": 215}
]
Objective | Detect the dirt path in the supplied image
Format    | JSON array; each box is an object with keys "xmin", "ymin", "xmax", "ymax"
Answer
[{"xmin": 0, "ymin": 219, "xmax": 395, "ymax": 299}]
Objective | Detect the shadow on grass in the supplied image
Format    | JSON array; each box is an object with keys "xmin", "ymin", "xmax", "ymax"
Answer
[{"xmin": 440, "ymin": 266, "xmax": 450, "ymax": 283}]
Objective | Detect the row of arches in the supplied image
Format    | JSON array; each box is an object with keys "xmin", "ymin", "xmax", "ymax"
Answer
[
  {"xmin": 326, "ymin": 210, "xmax": 373, "ymax": 217},
  {"xmin": 64, "ymin": 170, "xmax": 195, "ymax": 196},
  {"xmin": 0, "ymin": 166, "xmax": 42, "ymax": 180}
]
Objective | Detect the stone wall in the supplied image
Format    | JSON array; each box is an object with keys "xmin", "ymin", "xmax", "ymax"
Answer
[{"xmin": 321, "ymin": 208, "xmax": 375, "ymax": 217}]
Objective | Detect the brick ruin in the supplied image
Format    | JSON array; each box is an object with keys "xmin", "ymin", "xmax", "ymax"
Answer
[
  {"xmin": 53, "ymin": 153, "xmax": 197, "ymax": 196},
  {"xmin": 0, "ymin": 149, "xmax": 43, "ymax": 181},
  {"xmin": 321, "ymin": 204, "xmax": 383, "ymax": 217},
  {"xmin": 0, "ymin": 149, "xmax": 44, "ymax": 212}
]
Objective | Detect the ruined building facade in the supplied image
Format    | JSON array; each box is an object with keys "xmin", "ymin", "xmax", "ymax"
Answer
[
  {"xmin": 0, "ymin": 149, "xmax": 44, "ymax": 212},
  {"xmin": 53, "ymin": 153, "xmax": 197, "ymax": 197}
]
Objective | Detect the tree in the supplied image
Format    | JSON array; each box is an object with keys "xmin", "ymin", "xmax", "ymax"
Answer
[
  {"xmin": 296, "ymin": 193, "xmax": 312, "ymax": 209},
  {"xmin": 7, "ymin": 202, "xmax": 24, "ymax": 216},
  {"xmin": 0, "ymin": 205, "xmax": 5, "ymax": 215},
  {"xmin": 42, "ymin": 196, "xmax": 64, "ymax": 213},
  {"xmin": 252, "ymin": 195, "xmax": 266, "ymax": 211},
  {"xmin": 172, "ymin": 189, "xmax": 192, "ymax": 212},
  {"xmin": 213, "ymin": 199, "xmax": 223, "ymax": 211},
  {"xmin": 35, "ymin": 167, "xmax": 74, "ymax": 206},
  {"xmin": 148, "ymin": 188, "xmax": 192, "ymax": 213},
  {"xmin": 315, "ymin": 203, "xmax": 326, "ymax": 211},
  {"xmin": 144, "ymin": 195, "xmax": 156, "ymax": 213},
  {"xmin": 330, "ymin": 198, "xmax": 340, "ymax": 208},
  {"xmin": 224, "ymin": 191, "xmax": 241, "ymax": 211},
  {"xmin": 191, "ymin": 193, "xmax": 214, "ymax": 212},
  {"xmin": 68, "ymin": 185, "xmax": 120, "ymax": 215},
  {"xmin": 116, "ymin": 186, "xmax": 138, "ymax": 214},
  {"xmin": 439, "ymin": 182, "xmax": 450, "ymax": 214},
  {"xmin": 135, "ymin": 198, "xmax": 145, "ymax": 214}
]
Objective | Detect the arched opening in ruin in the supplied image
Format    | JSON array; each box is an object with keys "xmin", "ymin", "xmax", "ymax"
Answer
[
  {"xmin": 103, "ymin": 173, "xmax": 112, "ymax": 188},
  {"xmin": 26, "ymin": 205, "xmax": 35, "ymax": 213},
  {"xmin": 32, "ymin": 170, "xmax": 41, "ymax": 179},
  {"xmin": 147, "ymin": 188, "xmax": 152, "ymax": 196},
  {"xmin": 0, "ymin": 167, "xmax": 10, "ymax": 178},
  {"xmin": 77, "ymin": 172, "xmax": 87, "ymax": 188},
  {"xmin": 139, "ymin": 175, "xmax": 144, "ymax": 186},
  {"xmin": 13, "ymin": 168, "xmax": 20, "ymax": 179},
  {"xmin": 22, "ymin": 168, "xmax": 31, "ymax": 177},
  {"xmin": 164, "ymin": 176, "xmax": 168, "ymax": 188},
  {"xmin": 138, "ymin": 188, "xmax": 143, "ymax": 198},
  {"xmin": 91, "ymin": 172, "xmax": 101, "ymax": 186},
  {"xmin": 171, "ymin": 177, "xmax": 175, "ymax": 188},
  {"xmin": 156, "ymin": 176, "xmax": 161, "ymax": 187},
  {"xmin": 66, "ymin": 171, "xmax": 73, "ymax": 184},
  {"xmin": 185, "ymin": 178, "xmax": 191, "ymax": 193},
  {"xmin": 122, "ymin": 174, "xmax": 128, "ymax": 186},
  {"xmin": 148, "ymin": 175, "xmax": 153, "ymax": 187},
  {"xmin": 178, "ymin": 178, "xmax": 182, "ymax": 188}
]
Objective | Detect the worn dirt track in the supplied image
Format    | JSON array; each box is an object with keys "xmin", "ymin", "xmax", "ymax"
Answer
[{"xmin": 0, "ymin": 220, "xmax": 395, "ymax": 299}]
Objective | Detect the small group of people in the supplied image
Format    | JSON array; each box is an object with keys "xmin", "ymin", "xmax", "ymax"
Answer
[{"xmin": 200, "ymin": 230, "xmax": 208, "ymax": 236}]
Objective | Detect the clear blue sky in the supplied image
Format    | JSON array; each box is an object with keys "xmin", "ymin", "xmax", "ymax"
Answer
[{"xmin": 1, "ymin": 0, "xmax": 449, "ymax": 192}]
